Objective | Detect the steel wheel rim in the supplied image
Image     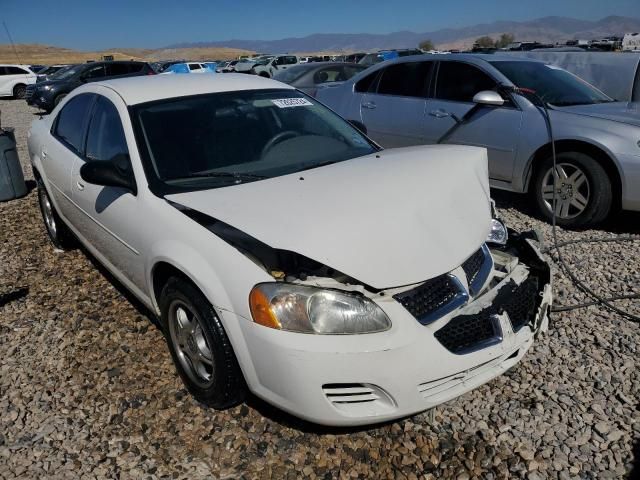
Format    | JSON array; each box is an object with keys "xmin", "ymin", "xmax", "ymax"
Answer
[
  {"xmin": 40, "ymin": 190, "xmax": 57, "ymax": 237},
  {"xmin": 541, "ymin": 163, "xmax": 590, "ymax": 220},
  {"xmin": 168, "ymin": 300, "xmax": 215, "ymax": 388}
]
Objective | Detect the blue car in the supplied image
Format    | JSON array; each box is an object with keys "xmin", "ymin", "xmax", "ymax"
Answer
[{"xmin": 162, "ymin": 62, "xmax": 216, "ymax": 74}]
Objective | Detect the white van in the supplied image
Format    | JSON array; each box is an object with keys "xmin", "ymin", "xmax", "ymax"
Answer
[{"xmin": 0, "ymin": 65, "xmax": 37, "ymax": 99}]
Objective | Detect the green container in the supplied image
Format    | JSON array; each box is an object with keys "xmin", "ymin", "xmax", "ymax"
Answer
[{"xmin": 0, "ymin": 128, "xmax": 27, "ymax": 202}]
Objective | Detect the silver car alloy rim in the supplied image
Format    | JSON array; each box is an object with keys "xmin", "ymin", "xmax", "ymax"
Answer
[
  {"xmin": 40, "ymin": 190, "xmax": 57, "ymax": 238},
  {"xmin": 168, "ymin": 300, "xmax": 215, "ymax": 388},
  {"xmin": 541, "ymin": 163, "xmax": 590, "ymax": 219}
]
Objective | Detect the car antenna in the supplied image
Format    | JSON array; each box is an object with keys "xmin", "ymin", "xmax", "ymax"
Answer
[{"xmin": 2, "ymin": 22, "xmax": 22, "ymax": 65}]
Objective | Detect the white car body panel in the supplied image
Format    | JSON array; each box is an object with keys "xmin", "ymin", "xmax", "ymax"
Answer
[
  {"xmin": 0, "ymin": 64, "xmax": 37, "ymax": 96},
  {"xmin": 167, "ymin": 145, "xmax": 492, "ymax": 289},
  {"xmin": 28, "ymin": 75, "xmax": 552, "ymax": 426}
]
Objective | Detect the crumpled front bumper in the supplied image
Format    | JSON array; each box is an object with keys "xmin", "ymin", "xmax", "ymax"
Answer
[{"xmin": 234, "ymin": 231, "xmax": 552, "ymax": 426}]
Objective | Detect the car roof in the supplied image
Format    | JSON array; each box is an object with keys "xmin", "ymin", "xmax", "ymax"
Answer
[{"xmin": 90, "ymin": 73, "xmax": 294, "ymax": 105}]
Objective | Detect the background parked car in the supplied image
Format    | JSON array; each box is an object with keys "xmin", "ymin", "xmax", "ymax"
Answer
[
  {"xmin": 220, "ymin": 60, "xmax": 239, "ymax": 72},
  {"xmin": 273, "ymin": 62, "xmax": 367, "ymax": 96},
  {"xmin": 344, "ymin": 53, "xmax": 367, "ymax": 63},
  {"xmin": 318, "ymin": 54, "xmax": 640, "ymax": 227},
  {"xmin": 358, "ymin": 49, "xmax": 424, "ymax": 66},
  {"xmin": 0, "ymin": 64, "xmax": 37, "ymax": 99},
  {"xmin": 161, "ymin": 62, "xmax": 216, "ymax": 74},
  {"xmin": 252, "ymin": 55, "xmax": 299, "ymax": 78},
  {"xmin": 26, "ymin": 61, "xmax": 154, "ymax": 112},
  {"xmin": 234, "ymin": 55, "xmax": 274, "ymax": 74}
]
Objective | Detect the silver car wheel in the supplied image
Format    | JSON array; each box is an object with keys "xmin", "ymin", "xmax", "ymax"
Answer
[
  {"xmin": 541, "ymin": 163, "xmax": 590, "ymax": 220},
  {"xmin": 168, "ymin": 301, "xmax": 215, "ymax": 388},
  {"xmin": 40, "ymin": 190, "xmax": 58, "ymax": 238}
]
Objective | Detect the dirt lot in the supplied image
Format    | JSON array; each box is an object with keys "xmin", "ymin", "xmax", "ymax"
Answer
[{"xmin": 0, "ymin": 98, "xmax": 639, "ymax": 479}]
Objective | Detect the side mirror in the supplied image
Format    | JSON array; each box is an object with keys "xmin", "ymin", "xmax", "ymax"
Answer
[
  {"xmin": 80, "ymin": 154, "xmax": 136, "ymax": 194},
  {"xmin": 472, "ymin": 90, "xmax": 505, "ymax": 106},
  {"xmin": 348, "ymin": 119, "xmax": 367, "ymax": 135}
]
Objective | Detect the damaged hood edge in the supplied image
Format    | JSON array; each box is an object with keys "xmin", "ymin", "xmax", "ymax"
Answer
[{"xmin": 166, "ymin": 145, "xmax": 492, "ymax": 289}]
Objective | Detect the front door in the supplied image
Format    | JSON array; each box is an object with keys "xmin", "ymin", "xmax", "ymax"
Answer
[
  {"xmin": 69, "ymin": 94, "xmax": 147, "ymax": 296},
  {"xmin": 45, "ymin": 93, "xmax": 95, "ymax": 219},
  {"xmin": 424, "ymin": 61, "xmax": 523, "ymax": 182}
]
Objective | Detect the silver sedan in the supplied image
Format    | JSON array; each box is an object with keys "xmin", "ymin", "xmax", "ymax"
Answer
[{"xmin": 318, "ymin": 54, "xmax": 640, "ymax": 227}]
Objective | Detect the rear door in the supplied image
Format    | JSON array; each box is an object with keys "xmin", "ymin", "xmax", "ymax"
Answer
[
  {"xmin": 425, "ymin": 60, "xmax": 523, "ymax": 181},
  {"xmin": 69, "ymin": 94, "xmax": 147, "ymax": 294},
  {"xmin": 44, "ymin": 93, "xmax": 96, "ymax": 219},
  {"xmin": 360, "ymin": 61, "xmax": 433, "ymax": 147}
]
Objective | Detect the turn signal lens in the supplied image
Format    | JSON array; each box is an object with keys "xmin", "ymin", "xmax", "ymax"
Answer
[{"xmin": 249, "ymin": 288, "xmax": 281, "ymax": 329}]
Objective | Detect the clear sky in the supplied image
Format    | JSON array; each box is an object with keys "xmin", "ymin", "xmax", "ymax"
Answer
[{"xmin": 3, "ymin": 0, "xmax": 638, "ymax": 50}]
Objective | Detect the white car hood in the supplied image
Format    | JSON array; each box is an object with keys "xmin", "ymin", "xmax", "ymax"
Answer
[{"xmin": 166, "ymin": 145, "xmax": 492, "ymax": 289}]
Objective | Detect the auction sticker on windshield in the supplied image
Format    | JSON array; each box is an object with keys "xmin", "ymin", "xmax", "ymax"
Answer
[{"xmin": 271, "ymin": 98, "xmax": 313, "ymax": 108}]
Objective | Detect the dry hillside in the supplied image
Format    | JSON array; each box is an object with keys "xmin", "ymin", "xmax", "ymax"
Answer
[{"xmin": 0, "ymin": 44, "xmax": 255, "ymax": 65}]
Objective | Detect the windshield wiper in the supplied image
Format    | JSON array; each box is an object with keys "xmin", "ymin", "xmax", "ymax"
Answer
[
  {"xmin": 297, "ymin": 160, "xmax": 340, "ymax": 172},
  {"xmin": 171, "ymin": 172, "xmax": 268, "ymax": 182}
]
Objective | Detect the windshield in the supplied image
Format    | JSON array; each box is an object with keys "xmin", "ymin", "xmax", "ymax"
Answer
[
  {"xmin": 52, "ymin": 66, "xmax": 80, "ymax": 80},
  {"xmin": 490, "ymin": 61, "xmax": 613, "ymax": 106},
  {"xmin": 132, "ymin": 89, "xmax": 376, "ymax": 194},
  {"xmin": 359, "ymin": 54, "xmax": 383, "ymax": 66}
]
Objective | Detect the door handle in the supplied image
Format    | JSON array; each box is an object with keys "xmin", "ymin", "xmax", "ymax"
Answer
[
  {"xmin": 429, "ymin": 110, "xmax": 450, "ymax": 118},
  {"xmin": 76, "ymin": 181, "xmax": 85, "ymax": 191},
  {"xmin": 362, "ymin": 101, "xmax": 377, "ymax": 110}
]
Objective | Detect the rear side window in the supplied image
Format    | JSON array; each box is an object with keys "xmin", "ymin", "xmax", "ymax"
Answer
[
  {"xmin": 355, "ymin": 71, "xmax": 380, "ymax": 93},
  {"xmin": 436, "ymin": 62, "xmax": 497, "ymax": 102},
  {"xmin": 85, "ymin": 97, "xmax": 129, "ymax": 162},
  {"xmin": 376, "ymin": 62, "xmax": 433, "ymax": 97},
  {"xmin": 128, "ymin": 63, "xmax": 144, "ymax": 73},
  {"xmin": 53, "ymin": 94, "xmax": 95, "ymax": 154},
  {"xmin": 6, "ymin": 66, "xmax": 29, "ymax": 75},
  {"xmin": 189, "ymin": 64, "xmax": 202, "ymax": 71},
  {"xmin": 285, "ymin": 56, "xmax": 298, "ymax": 65},
  {"xmin": 107, "ymin": 63, "xmax": 131, "ymax": 76}
]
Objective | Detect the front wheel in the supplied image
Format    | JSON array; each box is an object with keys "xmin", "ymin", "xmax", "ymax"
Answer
[
  {"xmin": 159, "ymin": 277, "xmax": 246, "ymax": 408},
  {"xmin": 533, "ymin": 152, "xmax": 612, "ymax": 228},
  {"xmin": 37, "ymin": 180, "xmax": 75, "ymax": 250}
]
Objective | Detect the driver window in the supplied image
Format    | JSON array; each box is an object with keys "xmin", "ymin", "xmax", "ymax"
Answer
[
  {"xmin": 85, "ymin": 96, "xmax": 130, "ymax": 163},
  {"xmin": 435, "ymin": 62, "xmax": 497, "ymax": 103}
]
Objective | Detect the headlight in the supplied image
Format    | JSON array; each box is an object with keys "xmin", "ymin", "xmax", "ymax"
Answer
[
  {"xmin": 486, "ymin": 218, "xmax": 508, "ymax": 246},
  {"xmin": 249, "ymin": 283, "xmax": 391, "ymax": 334},
  {"xmin": 43, "ymin": 85, "xmax": 53, "ymax": 91}
]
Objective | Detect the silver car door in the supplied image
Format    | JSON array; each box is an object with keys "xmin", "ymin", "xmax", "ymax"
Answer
[
  {"xmin": 424, "ymin": 61, "xmax": 523, "ymax": 182},
  {"xmin": 45, "ymin": 93, "xmax": 96, "ymax": 219},
  {"xmin": 360, "ymin": 61, "xmax": 433, "ymax": 148},
  {"xmin": 69, "ymin": 95, "xmax": 147, "ymax": 294}
]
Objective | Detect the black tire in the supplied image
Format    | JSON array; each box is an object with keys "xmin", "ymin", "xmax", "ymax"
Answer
[
  {"xmin": 533, "ymin": 151, "xmax": 612, "ymax": 228},
  {"xmin": 53, "ymin": 93, "xmax": 67, "ymax": 107},
  {"xmin": 37, "ymin": 180, "xmax": 75, "ymax": 250},
  {"xmin": 159, "ymin": 277, "xmax": 246, "ymax": 408},
  {"xmin": 259, "ymin": 72, "xmax": 270, "ymax": 78},
  {"xmin": 13, "ymin": 84, "xmax": 26, "ymax": 99}
]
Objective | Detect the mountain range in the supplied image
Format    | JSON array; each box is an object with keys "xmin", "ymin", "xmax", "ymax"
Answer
[{"xmin": 166, "ymin": 15, "xmax": 640, "ymax": 53}]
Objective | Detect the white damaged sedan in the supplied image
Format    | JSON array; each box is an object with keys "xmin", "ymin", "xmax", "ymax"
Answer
[{"xmin": 28, "ymin": 74, "xmax": 552, "ymax": 426}]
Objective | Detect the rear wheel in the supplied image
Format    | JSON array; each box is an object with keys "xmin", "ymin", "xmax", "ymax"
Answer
[
  {"xmin": 159, "ymin": 277, "xmax": 246, "ymax": 408},
  {"xmin": 37, "ymin": 180, "xmax": 75, "ymax": 250},
  {"xmin": 13, "ymin": 84, "xmax": 26, "ymax": 99},
  {"xmin": 259, "ymin": 72, "xmax": 270, "ymax": 78},
  {"xmin": 533, "ymin": 152, "xmax": 612, "ymax": 228}
]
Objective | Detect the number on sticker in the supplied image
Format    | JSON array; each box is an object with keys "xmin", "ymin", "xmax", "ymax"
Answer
[{"xmin": 271, "ymin": 98, "xmax": 313, "ymax": 108}]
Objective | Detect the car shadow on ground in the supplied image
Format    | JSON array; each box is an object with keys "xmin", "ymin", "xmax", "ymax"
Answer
[{"xmin": 491, "ymin": 189, "xmax": 640, "ymax": 235}]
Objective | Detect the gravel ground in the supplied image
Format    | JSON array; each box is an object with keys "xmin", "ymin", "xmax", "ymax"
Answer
[{"xmin": 1, "ymin": 98, "xmax": 639, "ymax": 479}]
